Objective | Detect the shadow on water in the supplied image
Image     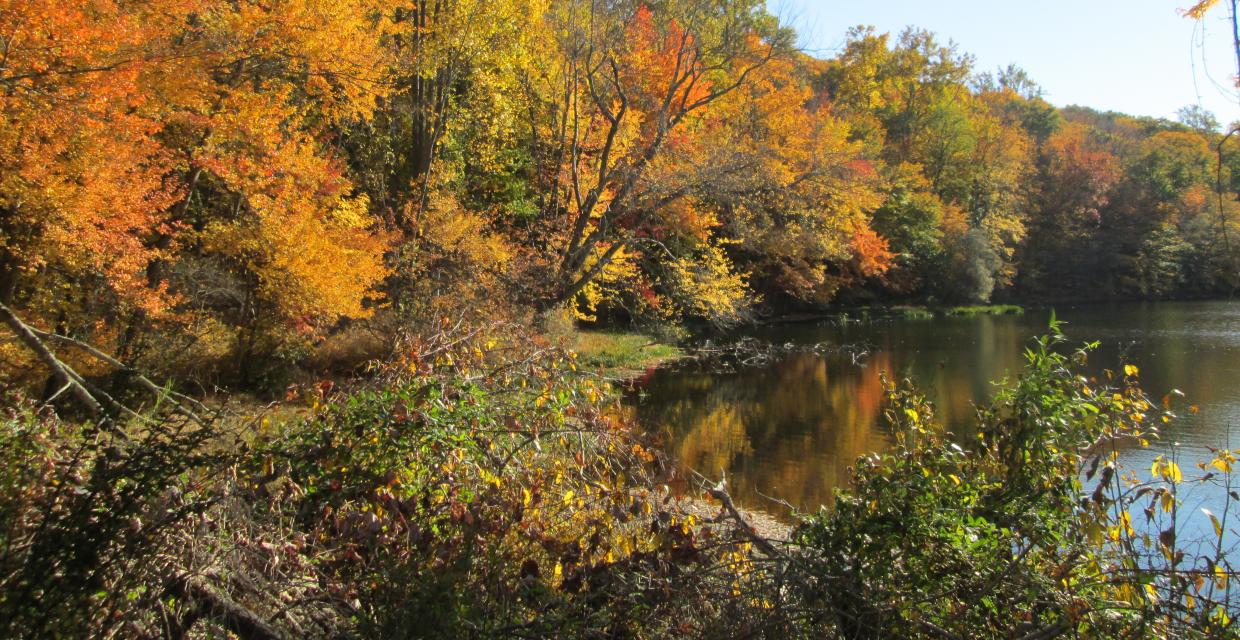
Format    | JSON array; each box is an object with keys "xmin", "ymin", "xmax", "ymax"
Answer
[{"xmin": 627, "ymin": 300, "xmax": 1240, "ymax": 523}]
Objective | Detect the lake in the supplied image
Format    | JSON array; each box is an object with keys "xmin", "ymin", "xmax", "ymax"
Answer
[{"xmin": 627, "ymin": 301, "xmax": 1240, "ymax": 530}]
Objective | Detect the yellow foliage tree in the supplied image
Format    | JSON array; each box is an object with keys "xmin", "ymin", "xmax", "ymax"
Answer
[{"xmin": 0, "ymin": 0, "xmax": 395, "ymax": 383}]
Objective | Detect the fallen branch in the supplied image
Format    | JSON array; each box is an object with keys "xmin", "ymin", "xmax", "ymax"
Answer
[
  {"xmin": 0, "ymin": 301, "xmax": 102, "ymax": 416},
  {"xmin": 165, "ymin": 573, "xmax": 290, "ymax": 640},
  {"xmin": 26, "ymin": 325, "xmax": 208, "ymax": 422},
  {"xmin": 1, "ymin": 301, "xmax": 211, "ymax": 424},
  {"xmin": 706, "ymin": 481, "xmax": 783, "ymax": 558}
]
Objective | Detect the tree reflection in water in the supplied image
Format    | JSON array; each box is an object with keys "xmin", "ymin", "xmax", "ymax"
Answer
[
  {"xmin": 628, "ymin": 302, "xmax": 1240, "ymax": 519},
  {"xmin": 631, "ymin": 350, "xmax": 893, "ymax": 515}
]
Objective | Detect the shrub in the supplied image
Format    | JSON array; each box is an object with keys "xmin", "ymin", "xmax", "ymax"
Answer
[
  {"xmin": 0, "ymin": 321, "xmax": 773, "ymax": 638},
  {"xmin": 6, "ymin": 319, "xmax": 1240, "ymax": 639},
  {"xmin": 235, "ymin": 326, "xmax": 774, "ymax": 637},
  {"xmin": 0, "ymin": 402, "xmax": 226, "ymax": 638},
  {"xmin": 787, "ymin": 321, "xmax": 1240, "ymax": 638}
]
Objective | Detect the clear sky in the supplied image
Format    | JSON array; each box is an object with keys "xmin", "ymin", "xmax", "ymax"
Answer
[{"xmin": 771, "ymin": 0, "xmax": 1240, "ymax": 124}]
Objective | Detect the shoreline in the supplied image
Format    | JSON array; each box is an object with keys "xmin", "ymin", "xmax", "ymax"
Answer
[{"xmin": 566, "ymin": 328, "xmax": 687, "ymax": 379}]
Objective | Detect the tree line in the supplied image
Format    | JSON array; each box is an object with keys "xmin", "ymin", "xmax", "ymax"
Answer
[{"xmin": 2, "ymin": 0, "xmax": 1237, "ymax": 391}]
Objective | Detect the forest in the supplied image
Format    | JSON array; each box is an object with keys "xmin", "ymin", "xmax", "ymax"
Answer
[
  {"xmin": 2, "ymin": 0, "xmax": 1239, "ymax": 390},
  {"xmin": 2, "ymin": 0, "xmax": 1240, "ymax": 637}
]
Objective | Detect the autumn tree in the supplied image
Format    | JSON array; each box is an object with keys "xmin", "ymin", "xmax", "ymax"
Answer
[
  {"xmin": 1, "ymin": 0, "xmax": 395, "ymax": 387},
  {"xmin": 1074, "ymin": 126, "xmax": 1212, "ymax": 297},
  {"xmin": 1018, "ymin": 124, "xmax": 1122, "ymax": 294},
  {"xmin": 0, "ymin": 0, "xmax": 189, "ymax": 314},
  {"xmin": 818, "ymin": 27, "xmax": 1035, "ymax": 302},
  {"xmin": 350, "ymin": 0, "xmax": 546, "ymax": 223},
  {"xmin": 698, "ymin": 53, "xmax": 886, "ymax": 306},
  {"xmin": 7, "ymin": 0, "xmax": 1240, "ymax": 396},
  {"xmin": 518, "ymin": 1, "xmax": 800, "ymax": 320}
]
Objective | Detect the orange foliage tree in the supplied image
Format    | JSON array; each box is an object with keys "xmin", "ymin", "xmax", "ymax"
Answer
[
  {"xmin": 525, "ymin": 2, "xmax": 793, "ymax": 315},
  {"xmin": 524, "ymin": 1, "xmax": 888, "ymax": 322},
  {"xmin": 1, "ymin": 0, "xmax": 394, "ymax": 381}
]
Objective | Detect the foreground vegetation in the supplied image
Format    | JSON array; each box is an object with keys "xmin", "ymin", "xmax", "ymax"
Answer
[{"xmin": 2, "ymin": 320, "xmax": 1239, "ymax": 638}]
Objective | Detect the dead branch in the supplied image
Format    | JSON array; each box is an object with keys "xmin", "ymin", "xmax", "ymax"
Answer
[
  {"xmin": 706, "ymin": 481, "xmax": 783, "ymax": 558},
  {"xmin": 165, "ymin": 573, "xmax": 290, "ymax": 640},
  {"xmin": 26, "ymin": 325, "xmax": 209, "ymax": 422},
  {"xmin": 0, "ymin": 301, "xmax": 102, "ymax": 416}
]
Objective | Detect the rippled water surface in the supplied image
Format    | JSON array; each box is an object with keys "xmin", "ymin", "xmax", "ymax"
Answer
[{"xmin": 628, "ymin": 301, "xmax": 1240, "ymax": 520}]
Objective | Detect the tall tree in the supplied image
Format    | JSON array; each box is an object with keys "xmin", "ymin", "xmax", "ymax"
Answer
[
  {"xmin": 527, "ymin": 0, "xmax": 795, "ymax": 312},
  {"xmin": 1018, "ymin": 123, "xmax": 1121, "ymax": 294}
]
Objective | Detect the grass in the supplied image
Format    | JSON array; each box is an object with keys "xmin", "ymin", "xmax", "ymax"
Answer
[
  {"xmin": 892, "ymin": 306, "xmax": 935, "ymax": 320},
  {"xmin": 569, "ymin": 329, "xmax": 683, "ymax": 378},
  {"xmin": 880, "ymin": 304, "xmax": 1025, "ymax": 320},
  {"xmin": 941, "ymin": 304, "xmax": 1025, "ymax": 317}
]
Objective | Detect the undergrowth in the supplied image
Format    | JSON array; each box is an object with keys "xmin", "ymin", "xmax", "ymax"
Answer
[{"xmin": 1, "ymin": 319, "xmax": 1238, "ymax": 638}]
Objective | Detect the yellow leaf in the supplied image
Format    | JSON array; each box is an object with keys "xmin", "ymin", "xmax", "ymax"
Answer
[
  {"xmin": 1203, "ymin": 508, "xmax": 1223, "ymax": 538},
  {"xmin": 1183, "ymin": 0, "xmax": 1221, "ymax": 20},
  {"xmin": 1152, "ymin": 456, "xmax": 1183, "ymax": 483},
  {"xmin": 1167, "ymin": 461, "xmax": 1183, "ymax": 483},
  {"xmin": 1124, "ymin": 364, "xmax": 1139, "ymax": 377}
]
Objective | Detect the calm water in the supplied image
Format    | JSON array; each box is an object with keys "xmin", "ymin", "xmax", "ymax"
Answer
[{"xmin": 628, "ymin": 301, "xmax": 1240, "ymax": 522}]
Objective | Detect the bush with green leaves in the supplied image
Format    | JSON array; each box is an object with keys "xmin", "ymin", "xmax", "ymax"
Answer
[
  {"xmin": 787, "ymin": 321, "xmax": 1240, "ymax": 638},
  {"xmin": 0, "ymin": 402, "xmax": 225, "ymax": 639}
]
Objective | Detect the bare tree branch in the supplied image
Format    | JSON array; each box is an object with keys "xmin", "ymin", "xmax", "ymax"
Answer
[{"xmin": 0, "ymin": 301, "xmax": 102, "ymax": 416}]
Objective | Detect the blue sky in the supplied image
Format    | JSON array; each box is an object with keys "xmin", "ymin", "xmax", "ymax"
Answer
[{"xmin": 772, "ymin": 0, "xmax": 1239, "ymax": 124}]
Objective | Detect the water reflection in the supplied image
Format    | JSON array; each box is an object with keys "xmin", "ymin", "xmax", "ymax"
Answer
[
  {"xmin": 636, "ymin": 351, "xmax": 891, "ymax": 511},
  {"xmin": 629, "ymin": 301, "xmax": 1240, "ymax": 519}
]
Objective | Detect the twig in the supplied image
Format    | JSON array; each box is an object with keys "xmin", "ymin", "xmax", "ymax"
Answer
[{"xmin": 165, "ymin": 573, "xmax": 289, "ymax": 640}]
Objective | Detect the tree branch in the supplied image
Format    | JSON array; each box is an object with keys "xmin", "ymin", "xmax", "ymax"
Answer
[
  {"xmin": 166, "ymin": 573, "xmax": 290, "ymax": 640},
  {"xmin": 0, "ymin": 301, "xmax": 102, "ymax": 416}
]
